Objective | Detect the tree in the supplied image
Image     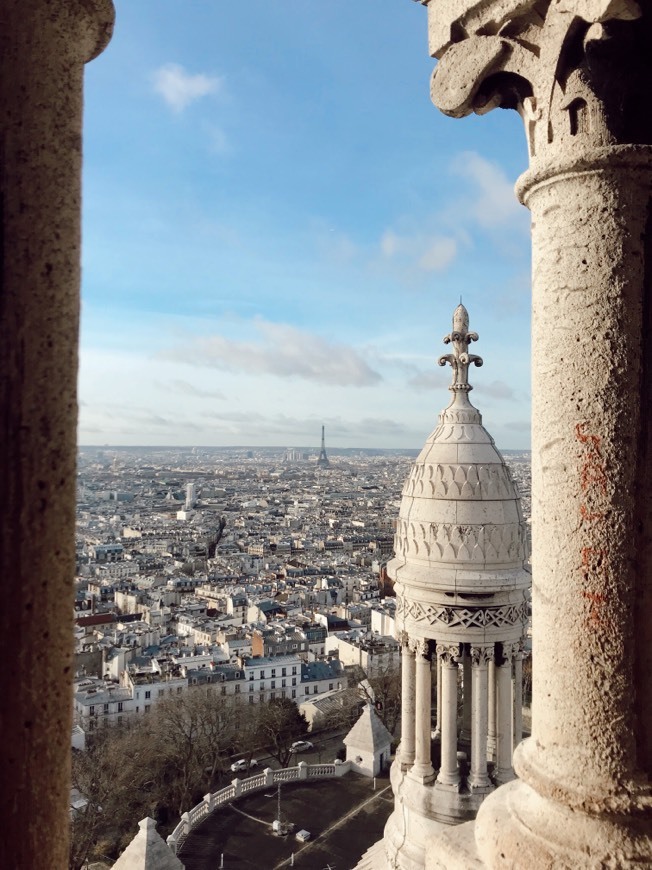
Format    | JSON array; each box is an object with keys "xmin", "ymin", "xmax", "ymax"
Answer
[
  {"xmin": 256, "ymin": 698, "xmax": 309, "ymax": 768},
  {"xmin": 361, "ymin": 661, "xmax": 402, "ymax": 737}
]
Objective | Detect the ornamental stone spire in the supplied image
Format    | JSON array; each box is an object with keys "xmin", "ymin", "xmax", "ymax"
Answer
[
  {"xmin": 408, "ymin": 2, "xmax": 652, "ymax": 869},
  {"xmin": 379, "ymin": 305, "xmax": 530, "ymax": 870}
]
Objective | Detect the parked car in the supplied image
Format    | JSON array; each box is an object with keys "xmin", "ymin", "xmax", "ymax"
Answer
[
  {"xmin": 290, "ymin": 740, "xmax": 313, "ymax": 753},
  {"xmin": 230, "ymin": 758, "xmax": 259, "ymax": 773}
]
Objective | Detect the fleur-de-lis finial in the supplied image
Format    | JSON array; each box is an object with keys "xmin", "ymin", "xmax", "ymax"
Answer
[{"xmin": 438, "ymin": 303, "xmax": 483, "ymax": 393}]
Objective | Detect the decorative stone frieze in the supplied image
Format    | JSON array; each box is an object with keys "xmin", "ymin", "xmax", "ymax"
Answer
[{"xmin": 398, "ymin": 597, "xmax": 528, "ymax": 632}]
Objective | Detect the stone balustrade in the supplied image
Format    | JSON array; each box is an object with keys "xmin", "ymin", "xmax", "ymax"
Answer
[{"xmin": 167, "ymin": 760, "xmax": 352, "ymax": 855}]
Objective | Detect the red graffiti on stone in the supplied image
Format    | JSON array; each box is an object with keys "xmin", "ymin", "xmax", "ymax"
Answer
[{"xmin": 576, "ymin": 424, "xmax": 609, "ymax": 630}]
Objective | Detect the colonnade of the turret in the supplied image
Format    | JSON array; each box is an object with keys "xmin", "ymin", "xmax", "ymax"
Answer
[{"xmin": 399, "ymin": 639, "xmax": 524, "ymax": 791}]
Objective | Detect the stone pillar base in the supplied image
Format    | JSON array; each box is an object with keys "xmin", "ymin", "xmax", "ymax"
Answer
[
  {"xmin": 462, "ymin": 779, "xmax": 652, "ymax": 869},
  {"xmin": 409, "ymin": 765, "xmax": 436, "ymax": 785},
  {"xmin": 434, "ymin": 779, "xmax": 461, "ymax": 795}
]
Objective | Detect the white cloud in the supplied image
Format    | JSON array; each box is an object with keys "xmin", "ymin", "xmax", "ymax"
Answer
[
  {"xmin": 152, "ymin": 63, "xmax": 224, "ymax": 112},
  {"xmin": 162, "ymin": 320, "xmax": 382, "ymax": 387},
  {"xmin": 418, "ymin": 237, "xmax": 458, "ymax": 272},
  {"xmin": 380, "ymin": 229, "xmax": 458, "ymax": 274},
  {"xmin": 451, "ymin": 151, "xmax": 523, "ymax": 228},
  {"xmin": 481, "ymin": 379, "xmax": 516, "ymax": 401}
]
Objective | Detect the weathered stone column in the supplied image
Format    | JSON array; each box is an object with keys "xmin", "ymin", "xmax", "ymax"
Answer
[
  {"xmin": 469, "ymin": 646, "xmax": 492, "ymax": 792},
  {"xmin": 433, "ymin": 651, "xmax": 442, "ymax": 741},
  {"xmin": 435, "ymin": 644, "xmax": 461, "ymax": 788},
  {"xmin": 400, "ymin": 635, "xmax": 416, "ymax": 770},
  {"xmin": 0, "ymin": 3, "xmax": 114, "ymax": 868},
  {"xmin": 421, "ymin": 1, "xmax": 652, "ymax": 865},
  {"xmin": 512, "ymin": 644, "xmax": 524, "ymax": 750},
  {"xmin": 460, "ymin": 646, "xmax": 472, "ymax": 743},
  {"xmin": 411, "ymin": 639, "xmax": 435, "ymax": 783},
  {"xmin": 486, "ymin": 656, "xmax": 496, "ymax": 763},
  {"xmin": 494, "ymin": 646, "xmax": 514, "ymax": 785}
]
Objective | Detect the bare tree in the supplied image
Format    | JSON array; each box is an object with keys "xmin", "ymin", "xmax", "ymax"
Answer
[{"xmin": 256, "ymin": 698, "xmax": 309, "ymax": 768}]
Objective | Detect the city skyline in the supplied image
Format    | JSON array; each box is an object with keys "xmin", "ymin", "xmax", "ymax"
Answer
[{"xmin": 80, "ymin": 1, "xmax": 532, "ymax": 449}]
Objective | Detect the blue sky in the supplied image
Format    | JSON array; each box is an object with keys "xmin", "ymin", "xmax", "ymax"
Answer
[{"xmin": 79, "ymin": 0, "xmax": 532, "ymax": 450}]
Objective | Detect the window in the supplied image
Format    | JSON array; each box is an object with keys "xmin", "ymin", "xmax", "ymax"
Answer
[
  {"xmin": 313, "ymin": 686, "xmax": 318, "ymax": 694},
  {"xmin": 249, "ymin": 684, "xmax": 254, "ymax": 693},
  {"xmin": 281, "ymin": 679, "xmax": 286, "ymax": 688},
  {"xmin": 292, "ymin": 690, "xmax": 296, "ymax": 699},
  {"xmin": 270, "ymin": 692, "xmax": 276, "ymax": 700},
  {"xmin": 136, "ymin": 706, "xmax": 139, "ymax": 713},
  {"xmin": 177, "ymin": 686, "xmax": 183, "ymax": 694},
  {"xmin": 282, "ymin": 690, "xmax": 286, "ymax": 698},
  {"xmin": 292, "ymin": 667, "xmax": 297, "ymax": 675},
  {"xmin": 304, "ymin": 687, "xmax": 309, "ymax": 695},
  {"xmin": 329, "ymin": 683, "xmax": 334, "ymax": 691},
  {"xmin": 89, "ymin": 705, "xmax": 95, "ymax": 716},
  {"xmin": 144, "ymin": 705, "xmax": 150, "ymax": 713},
  {"xmin": 235, "ymin": 684, "xmax": 241, "ymax": 694},
  {"xmin": 169, "ymin": 688, "xmax": 173, "ymax": 695},
  {"xmin": 118, "ymin": 702, "xmax": 123, "ymax": 712},
  {"xmin": 136, "ymin": 691, "xmax": 140, "ymax": 700},
  {"xmin": 282, "ymin": 667, "xmax": 286, "ymax": 676},
  {"xmin": 260, "ymin": 670, "xmax": 265, "ymax": 679},
  {"xmin": 249, "ymin": 672, "xmax": 254, "ymax": 681},
  {"xmin": 249, "ymin": 696, "xmax": 254, "ymax": 705},
  {"xmin": 145, "ymin": 690, "xmax": 151, "ymax": 700},
  {"xmin": 292, "ymin": 677, "xmax": 296, "ymax": 686},
  {"xmin": 158, "ymin": 689, "xmax": 164, "ymax": 697},
  {"xmin": 117, "ymin": 715, "xmax": 123, "ymax": 724},
  {"xmin": 259, "ymin": 685, "xmax": 264, "ymax": 692},
  {"xmin": 271, "ymin": 669, "xmax": 276, "ymax": 677}
]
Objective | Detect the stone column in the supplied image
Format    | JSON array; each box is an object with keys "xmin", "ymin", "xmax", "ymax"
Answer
[
  {"xmin": 424, "ymin": 2, "xmax": 652, "ymax": 865},
  {"xmin": 513, "ymin": 643, "xmax": 524, "ymax": 750},
  {"xmin": 0, "ymin": 4, "xmax": 114, "ymax": 869},
  {"xmin": 400, "ymin": 635, "xmax": 416, "ymax": 770},
  {"xmin": 494, "ymin": 645, "xmax": 514, "ymax": 785},
  {"xmin": 410, "ymin": 639, "xmax": 435, "ymax": 783},
  {"xmin": 469, "ymin": 645, "xmax": 492, "ymax": 792},
  {"xmin": 460, "ymin": 645, "xmax": 472, "ymax": 743},
  {"xmin": 486, "ymin": 655, "xmax": 496, "ymax": 763},
  {"xmin": 432, "ymin": 651, "xmax": 442, "ymax": 741},
  {"xmin": 435, "ymin": 644, "xmax": 461, "ymax": 788}
]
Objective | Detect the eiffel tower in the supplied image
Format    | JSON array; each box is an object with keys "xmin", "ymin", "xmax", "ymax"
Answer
[{"xmin": 317, "ymin": 425, "xmax": 330, "ymax": 467}]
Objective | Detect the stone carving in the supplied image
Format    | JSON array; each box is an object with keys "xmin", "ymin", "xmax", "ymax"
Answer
[
  {"xmin": 398, "ymin": 596, "xmax": 529, "ymax": 631},
  {"xmin": 413, "ymin": 638, "xmax": 432, "ymax": 659},
  {"xmin": 439, "ymin": 303, "xmax": 483, "ymax": 392},
  {"xmin": 471, "ymin": 645, "xmax": 495, "ymax": 666},
  {"xmin": 427, "ymin": 0, "xmax": 651, "ymax": 160},
  {"xmin": 402, "ymin": 462, "xmax": 517, "ymax": 500},
  {"xmin": 435, "ymin": 642, "xmax": 463, "ymax": 664},
  {"xmin": 395, "ymin": 518, "xmax": 528, "ymax": 564}
]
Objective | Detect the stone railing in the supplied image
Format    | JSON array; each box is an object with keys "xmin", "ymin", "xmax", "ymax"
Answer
[{"xmin": 167, "ymin": 760, "xmax": 352, "ymax": 855}]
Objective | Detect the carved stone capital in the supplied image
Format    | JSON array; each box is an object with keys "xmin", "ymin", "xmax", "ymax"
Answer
[
  {"xmin": 436, "ymin": 642, "xmax": 463, "ymax": 665},
  {"xmin": 471, "ymin": 644, "xmax": 494, "ymax": 667},
  {"xmin": 413, "ymin": 638, "xmax": 432, "ymax": 660},
  {"xmin": 424, "ymin": 0, "xmax": 652, "ymax": 165}
]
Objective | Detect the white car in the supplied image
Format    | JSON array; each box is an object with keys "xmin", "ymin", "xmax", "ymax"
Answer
[
  {"xmin": 230, "ymin": 758, "xmax": 258, "ymax": 773},
  {"xmin": 290, "ymin": 740, "xmax": 313, "ymax": 753}
]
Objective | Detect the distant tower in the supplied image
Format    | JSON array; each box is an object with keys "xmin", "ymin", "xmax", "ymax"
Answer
[
  {"xmin": 379, "ymin": 304, "xmax": 530, "ymax": 870},
  {"xmin": 317, "ymin": 425, "xmax": 330, "ymax": 467},
  {"xmin": 185, "ymin": 482, "xmax": 196, "ymax": 510}
]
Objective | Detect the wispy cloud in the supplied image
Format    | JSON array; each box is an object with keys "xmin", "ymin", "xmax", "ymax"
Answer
[
  {"xmin": 160, "ymin": 380, "xmax": 227, "ymax": 400},
  {"xmin": 380, "ymin": 229, "xmax": 457, "ymax": 274},
  {"xmin": 152, "ymin": 63, "xmax": 224, "ymax": 112},
  {"xmin": 481, "ymin": 379, "xmax": 516, "ymax": 401},
  {"xmin": 451, "ymin": 151, "xmax": 523, "ymax": 228},
  {"xmin": 163, "ymin": 320, "xmax": 382, "ymax": 387}
]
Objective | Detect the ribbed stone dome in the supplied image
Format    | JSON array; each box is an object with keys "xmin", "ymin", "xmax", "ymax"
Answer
[{"xmin": 388, "ymin": 305, "xmax": 530, "ymax": 643}]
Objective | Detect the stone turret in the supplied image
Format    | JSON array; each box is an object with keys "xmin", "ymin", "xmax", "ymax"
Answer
[
  {"xmin": 382, "ymin": 305, "xmax": 530, "ymax": 870},
  {"xmin": 112, "ymin": 818, "xmax": 185, "ymax": 870}
]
